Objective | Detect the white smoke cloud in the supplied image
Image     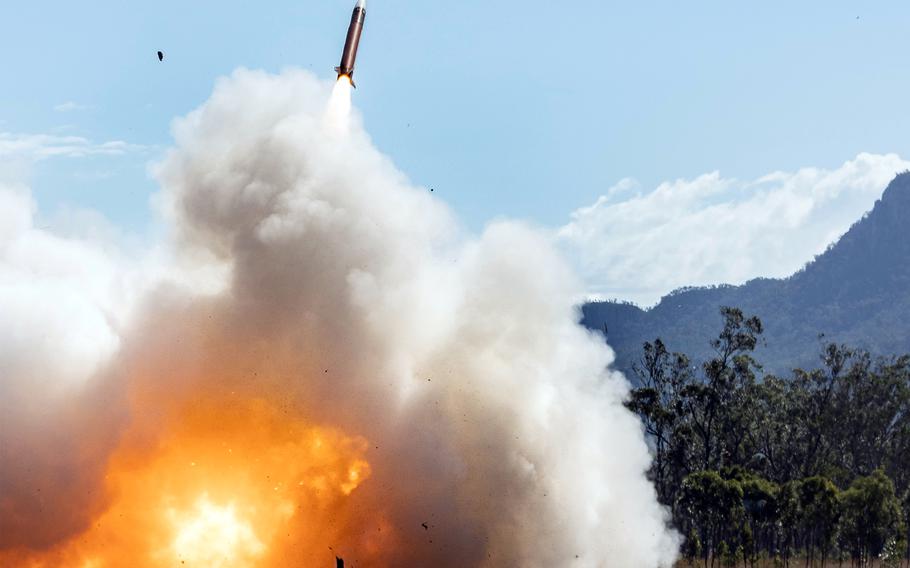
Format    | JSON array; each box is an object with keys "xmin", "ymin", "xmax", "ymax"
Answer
[
  {"xmin": 0, "ymin": 182, "xmax": 153, "ymax": 548},
  {"xmin": 0, "ymin": 186, "xmax": 137, "ymax": 395},
  {"xmin": 0, "ymin": 68, "xmax": 679, "ymax": 567},
  {"xmin": 558, "ymin": 153, "xmax": 910, "ymax": 305}
]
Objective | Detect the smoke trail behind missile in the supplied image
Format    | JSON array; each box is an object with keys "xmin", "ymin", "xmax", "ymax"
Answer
[
  {"xmin": 0, "ymin": 68, "xmax": 679, "ymax": 567},
  {"xmin": 324, "ymin": 78, "xmax": 353, "ymax": 134}
]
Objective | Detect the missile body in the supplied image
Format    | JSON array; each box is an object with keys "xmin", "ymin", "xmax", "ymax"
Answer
[{"xmin": 335, "ymin": 0, "xmax": 366, "ymax": 87}]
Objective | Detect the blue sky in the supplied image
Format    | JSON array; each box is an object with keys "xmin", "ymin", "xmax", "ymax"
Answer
[{"xmin": 2, "ymin": 1, "xmax": 909, "ymax": 299}]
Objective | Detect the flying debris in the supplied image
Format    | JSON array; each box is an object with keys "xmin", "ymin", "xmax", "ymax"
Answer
[
  {"xmin": 157, "ymin": 51, "xmax": 164, "ymax": 61},
  {"xmin": 335, "ymin": 0, "xmax": 366, "ymax": 87}
]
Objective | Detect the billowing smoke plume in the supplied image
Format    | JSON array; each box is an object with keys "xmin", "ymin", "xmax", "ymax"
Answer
[{"xmin": 0, "ymin": 69, "xmax": 678, "ymax": 567}]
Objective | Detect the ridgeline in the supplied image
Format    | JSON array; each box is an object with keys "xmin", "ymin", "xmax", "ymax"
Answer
[{"xmin": 582, "ymin": 171, "xmax": 910, "ymax": 377}]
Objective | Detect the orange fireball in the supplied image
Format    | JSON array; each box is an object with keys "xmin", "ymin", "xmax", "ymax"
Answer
[{"xmin": 1, "ymin": 395, "xmax": 371, "ymax": 567}]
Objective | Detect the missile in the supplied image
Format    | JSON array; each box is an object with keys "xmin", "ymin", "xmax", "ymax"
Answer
[{"xmin": 335, "ymin": 0, "xmax": 366, "ymax": 87}]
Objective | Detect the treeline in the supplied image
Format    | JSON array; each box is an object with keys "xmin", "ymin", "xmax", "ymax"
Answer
[{"xmin": 625, "ymin": 307, "xmax": 910, "ymax": 567}]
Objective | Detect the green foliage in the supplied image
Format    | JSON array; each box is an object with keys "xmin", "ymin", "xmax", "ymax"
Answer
[
  {"xmin": 678, "ymin": 471, "xmax": 745, "ymax": 563},
  {"xmin": 776, "ymin": 481, "xmax": 800, "ymax": 561},
  {"xmin": 796, "ymin": 476, "xmax": 840, "ymax": 563},
  {"xmin": 682, "ymin": 527, "xmax": 702, "ymax": 562},
  {"xmin": 839, "ymin": 470, "xmax": 903, "ymax": 563},
  {"xmin": 882, "ymin": 536, "xmax": 907, "ymax": 568},
  {"xmin": 625, "ymin": 338, "xmax": 694, "ymax": 505},
  {"xmin": 617, "ymin": 305, "xmax": 910, "ymax": 566},
  {"xmin": 720, "ymin": 540, "xmax": 740, "ymax": 568},
  {"xmin": 739, "ymin": 476, "xmax": 778, "ymax": 525}
]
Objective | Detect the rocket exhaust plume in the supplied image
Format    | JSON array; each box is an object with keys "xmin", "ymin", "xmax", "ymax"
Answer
[
  {"xmin": 325, "ymin": 78, "xmax": 353, "ymax": 134},
  {"xmin": 0, "ymin": 69, "xmax": 679, "ymax": 567}
]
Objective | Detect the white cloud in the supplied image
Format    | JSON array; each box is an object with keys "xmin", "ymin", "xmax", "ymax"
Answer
[
  {"xmin": 557, "ymin": 153, "xmax": 910, "ymax": 306},
  {"xmin": 53, "ymin": 101, "xmax": 89, "ymax": 112},
  {"xmin": 0, "ymin": 132, "xmax": 145, "ymax": 162}
]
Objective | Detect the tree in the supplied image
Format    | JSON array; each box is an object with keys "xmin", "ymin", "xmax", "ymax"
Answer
[
  {"xmin": 829, "ymin": 354, "xmax": 909, "ymax": 483},
  {"xmin": 745, "ymin": 374, "xmax": 799, "ymax": 483},
  {"xmin": 777, "ymin": 480, "xmax": 801, "ymax": 567},
  {"xmin": 677, "ymin": 471, "xmax": 745, "ymax": 568},
  {"xmin": 740, "ymin": 475, "xmax": 779, "ymax": 566},
  {"xmin": 796, "ymin": 476, "xmax": 840, "ymax": 567},
  {"xmin": 789, "ymin": 343, "xmax": 852, "ymax": 480},
  {"xmin": 682, "ymin": 307, "xmax": 763, "ymax": 472},
  {"xmin": 626, "ymin": 338, "xmax": 693, "ymax": 505},
  {"xmin": 839, "ymin": 469, "xmax": 903, "ymax": 565},
  {"xmin": 683, "ymin": 527, "xmax": 703, "ymax": 567},
  {"xmin": 901, "ymin": 490, "xmax": 910, "ymax": 568}
]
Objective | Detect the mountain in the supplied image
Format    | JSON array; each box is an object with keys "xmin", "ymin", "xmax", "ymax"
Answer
[{"xmin": 581, "ymin": 171, "xmax": 910, "ymax": 377}]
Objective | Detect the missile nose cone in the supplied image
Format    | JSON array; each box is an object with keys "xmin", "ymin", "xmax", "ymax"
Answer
[{"xmin": 356, "ymin": 0, "xmax": 365, "ymax": 8}]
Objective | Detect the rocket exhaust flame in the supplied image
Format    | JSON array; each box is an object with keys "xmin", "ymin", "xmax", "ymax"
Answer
[{"xmin": 0, "ymin": 69, "xmax": 679, "ymax": 567}]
